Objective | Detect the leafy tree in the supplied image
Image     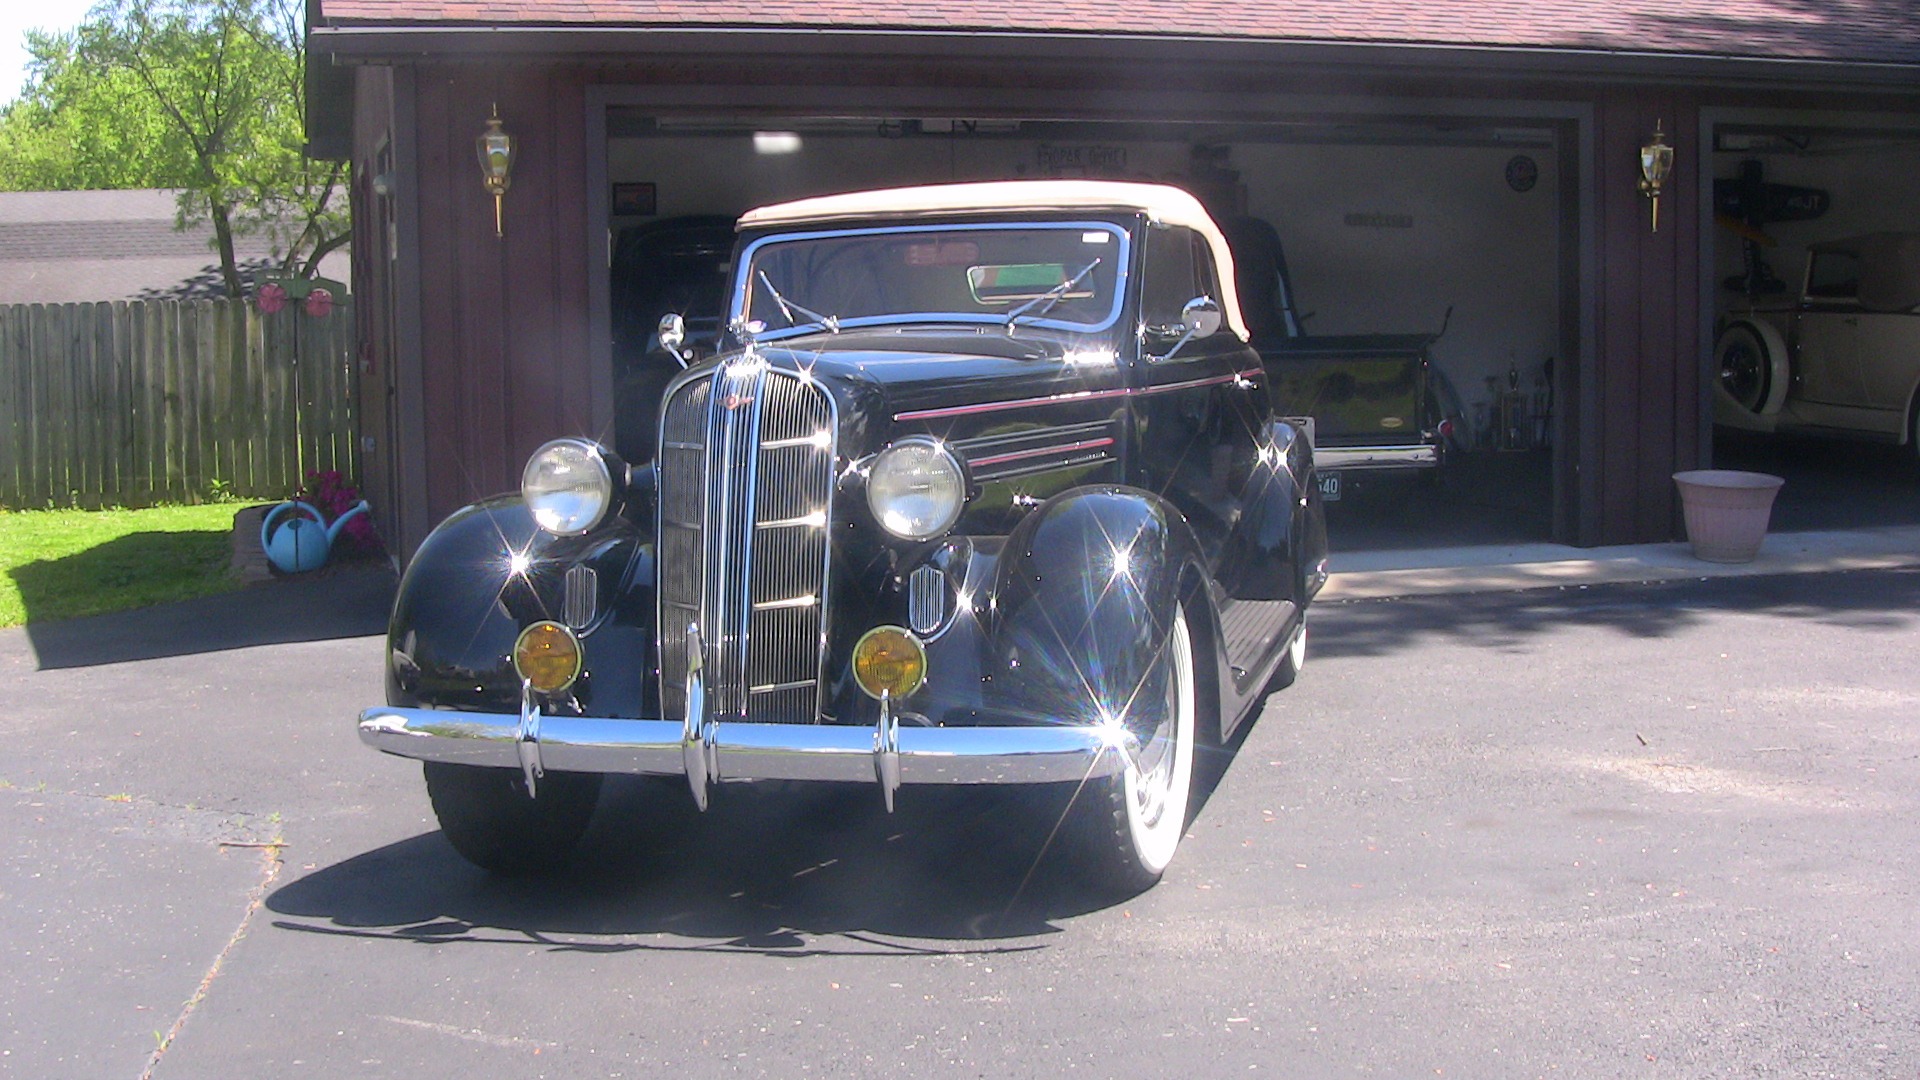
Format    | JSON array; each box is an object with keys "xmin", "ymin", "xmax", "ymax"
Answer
[
  {"xmin": 0, "ymin": 0, "xmax": 347, "ymax": 296},
  {"xmin": 0, "ymin": 31, "xmax": 179, "ymax": 190}
]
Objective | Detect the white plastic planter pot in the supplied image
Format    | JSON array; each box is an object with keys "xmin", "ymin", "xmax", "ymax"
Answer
[{"xmin": 1672, "ymin": 470, "xmax": 1785, "ymax": 563}]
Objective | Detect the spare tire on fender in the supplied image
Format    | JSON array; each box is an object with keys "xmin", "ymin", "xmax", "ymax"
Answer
[{"xmin": 1715, "ymin": 320, "xmax": 1789, "ymax": 417}]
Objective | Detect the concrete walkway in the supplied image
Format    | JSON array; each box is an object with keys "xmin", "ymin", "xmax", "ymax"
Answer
[{"xmin": 1323, "ymin": 523, "xmax": 1920, "ymax": 599}]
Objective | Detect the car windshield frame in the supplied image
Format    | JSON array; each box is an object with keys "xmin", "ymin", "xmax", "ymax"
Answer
[{"xmin": 729, "ymin": 220, "xmax": 1134, "ymax": 343}]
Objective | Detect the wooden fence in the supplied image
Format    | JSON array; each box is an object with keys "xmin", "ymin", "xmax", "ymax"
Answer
[{"xmin": 0, "ymin": 298, "xmax": 357, "ymax": 509}]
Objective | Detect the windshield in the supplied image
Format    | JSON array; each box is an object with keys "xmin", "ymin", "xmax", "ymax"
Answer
[{"xmin": 732, "ymin": 222, "xmax": 1130, "ymax": 341}]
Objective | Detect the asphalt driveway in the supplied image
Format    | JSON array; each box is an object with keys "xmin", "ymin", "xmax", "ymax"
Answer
[{"xmin": 4, "ymin": 562, "xmax": 1920, "ymax": 1078}]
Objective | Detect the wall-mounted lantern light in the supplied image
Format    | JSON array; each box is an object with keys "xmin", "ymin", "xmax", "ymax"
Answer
[
  {"xmin": 1638, "ymin": 121, "xmax": 1674, "ymax": 233},
  {"xmin": 476, "ymin": 104, "xmax": 515, "ymax": 237}
]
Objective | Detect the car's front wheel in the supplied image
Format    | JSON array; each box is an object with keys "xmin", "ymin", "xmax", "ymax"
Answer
[
  {"xmin": 1068, "ymin": 603, "xmax": 1198, "ymax": 894},
  {"xmin": 423, "ymin": 762, "xmax": 601, "ymax": 875}
]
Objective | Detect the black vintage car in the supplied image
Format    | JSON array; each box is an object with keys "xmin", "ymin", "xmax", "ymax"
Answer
[{"xmin": 359, "ymin": 180, "xmax": 1328, "ymax": 891}]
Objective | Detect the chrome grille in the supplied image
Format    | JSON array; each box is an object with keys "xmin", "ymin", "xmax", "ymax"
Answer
[{"xmin": 658, "ymin": 363, "xmax": 835, "ymax": 724}]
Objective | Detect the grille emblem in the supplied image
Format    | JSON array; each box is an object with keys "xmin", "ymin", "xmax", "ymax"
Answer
[
  {"xmin": 908, "ymin": 565, "xmax": 947, "ymax": 636},
  {"xmin": 563, "ymin": 565, "xmax": 597, "ymax": 629},
  {"xmin": 722, "ymin": 392, "xmax": 755, "ymax": 410}
]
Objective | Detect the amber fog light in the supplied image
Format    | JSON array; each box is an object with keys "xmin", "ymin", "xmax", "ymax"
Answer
[
  {"xmin": 852, "ymin": 625, "xmax": 927, "ymax": 700},
  {"xmin": 514, "ymin": 620, "xmax": 582, "ymax": 694}
]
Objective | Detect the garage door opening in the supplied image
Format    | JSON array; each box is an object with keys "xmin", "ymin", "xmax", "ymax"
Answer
[
  {"xmin": 598, "ymin": 109, "xmax": 1572, "ymax": 553},
  {"xmin": 1705, "ymin": 116, "xmax": 1920, "ymax": 533}
]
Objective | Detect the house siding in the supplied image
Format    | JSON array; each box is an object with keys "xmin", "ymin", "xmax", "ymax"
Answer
[
  {"xmin": 355, "ymin": 51, "xmax": 1910, "ymax": 555},
  {"xmin": 1590, "ymin": 87, "xmax": 1705, "ymax": 546}
]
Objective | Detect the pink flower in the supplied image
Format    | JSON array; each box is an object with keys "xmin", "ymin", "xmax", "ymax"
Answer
[
  {"xmin": 257, "ymin": 282, "xmax": 288, "ymax": 313},
  {"xmin": 290, "ymin": 470, "xmax": 385, "ymax": 558},
  {"xmin": 304, "ymin": 287, "xmax": 334, "ymax": 318}
]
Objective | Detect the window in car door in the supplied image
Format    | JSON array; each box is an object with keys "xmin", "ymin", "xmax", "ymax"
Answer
[{"xmin": 1140, "ymin": 224, "xmax": 1201, "ymax": 336}]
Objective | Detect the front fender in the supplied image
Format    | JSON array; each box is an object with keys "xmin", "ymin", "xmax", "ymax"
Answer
[
  {"xmin": 386, "ymin": 496, "xmax": 657, "ymax": 718},
  {"xmin": 982, "ymin": 487, "xmax": 1201, "ymax": 728}
]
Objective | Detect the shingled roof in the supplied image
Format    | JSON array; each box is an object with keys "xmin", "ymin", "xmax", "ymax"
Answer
[
  {"xmin": 0, "ymin": 190, "xmax": 349, "ymax": 304},
  {"xmin": 313, "ymin": 1, "xmax": 1920, "ymax": 67}
]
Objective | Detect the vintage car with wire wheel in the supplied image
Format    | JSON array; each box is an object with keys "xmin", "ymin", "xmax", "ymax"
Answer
[
  {"xmin": 358, "ymin": 180, "xmax": 1329, "ymax": 892},
  {"xmin": 1715, "ymin": 232, "xmax": 1920, "ymax": 451}
]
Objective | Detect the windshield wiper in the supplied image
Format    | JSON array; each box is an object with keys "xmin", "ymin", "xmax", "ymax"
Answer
[
  {"xmin": 1003, "ymin": 258, "xmax": 1102, "ymax": 335},
  {"xmin": 757, "ymin": 270, "xmax": 839, "ymax": 334}
]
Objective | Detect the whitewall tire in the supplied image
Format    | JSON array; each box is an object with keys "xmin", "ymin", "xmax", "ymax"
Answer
[{"xmin": 1071, "ymin": 603, "xmax": 1198, "ymax": 892}]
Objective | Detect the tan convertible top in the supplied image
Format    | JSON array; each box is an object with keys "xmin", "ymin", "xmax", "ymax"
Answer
[{"xmin": 738, "ymin": 180, "xmax": 1249, "ymax": 341}]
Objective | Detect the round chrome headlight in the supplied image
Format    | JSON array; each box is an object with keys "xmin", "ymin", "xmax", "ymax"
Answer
[
  {"xmin": 522, "ymin": 438, "xmax": 613, "ymax": 535},
  {"xmin": 867, "ymin": 438, "xmax": 965, "ymax": 540}
]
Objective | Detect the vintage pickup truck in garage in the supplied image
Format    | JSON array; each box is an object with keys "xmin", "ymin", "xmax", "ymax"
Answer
[{"xmin": 1222, "ymin": 215, "xmax": 1452, "ymax": 500}]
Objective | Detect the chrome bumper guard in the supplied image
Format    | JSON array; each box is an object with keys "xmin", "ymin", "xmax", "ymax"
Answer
[
  {"xmin": 358, "ymin": 705, "xmax": 1127, "ymax": 811},
  {"xmin": 1315, "ymin": 444, "xmax": 1439, "ymax": 470}
]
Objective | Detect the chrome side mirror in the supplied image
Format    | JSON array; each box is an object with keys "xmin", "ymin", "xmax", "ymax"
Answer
[
  {"xmin": 1181, "ymin": 296, "xmax": 1223, "ymax": 339},
  {"xmin": 1149, "ymin": 296, "xmax": 1223, "ymax": 362},
  {"xmin": 657, "ymin": 313, "xmax": 689, "ymax": 367}
]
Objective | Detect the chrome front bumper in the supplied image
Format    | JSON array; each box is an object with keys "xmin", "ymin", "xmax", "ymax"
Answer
[
  {"xmin": 358, "ymin": 705, "xmax": 1127, "ymax": 812},
  {"xmin": 1315, "ymin": 444, "xmax": 1439, "ymax": 470}
]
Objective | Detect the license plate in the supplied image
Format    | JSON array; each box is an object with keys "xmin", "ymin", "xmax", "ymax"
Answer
[{"xmin": 1317, "ymin": 473, "xmax": 1341, "ymax": 501}]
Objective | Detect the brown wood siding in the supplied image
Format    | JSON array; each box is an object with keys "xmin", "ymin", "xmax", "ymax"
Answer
[
  {"xmin": 350, "ymin": 66, "xmax": 398, "ymax": 550},
  {"xmin": 398, "ymin": 65, "xmax": 594, "ymax": 536},
  {"xmin": 1586, "ymin": 86, "xmax": 1703, "ymax": 546},
  {"xmin": 1557, "ymin": 116, "xmax": 1590, "ymax": 548}
]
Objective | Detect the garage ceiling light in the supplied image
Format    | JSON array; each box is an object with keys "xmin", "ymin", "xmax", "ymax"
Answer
[{"xmin": 754, "ymin": 131, "xmax": 804, "ymax": 155}]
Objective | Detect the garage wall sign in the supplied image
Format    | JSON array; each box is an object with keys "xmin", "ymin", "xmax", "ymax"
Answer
[
  {"xmin": 1037, "ymin": 144, "xmax": 1130, "ymax": 177},
  {"xmin": 1344, "ymin": 212, "xmax": 1414, "ymax": 229}
]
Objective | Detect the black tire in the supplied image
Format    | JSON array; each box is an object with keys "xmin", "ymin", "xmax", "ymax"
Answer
[
  {"xmin": 1065, "ymin": 603, "xmax": 1199, "ymax": 896},
  {"xmin": 1717, "ymin": 323, "xmax": 1773, "ymax": 415},
  {"xmin": 423, "ymin": 762, "xmax": 601, "ymax": 875}
]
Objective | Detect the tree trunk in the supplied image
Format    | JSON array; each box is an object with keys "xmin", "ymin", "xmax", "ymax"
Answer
[
  {"xmin": 299, "ymin": 229, "xmax": 352, "ymax": 279},
  {"xmin": 208, "ymin": 196, "xmax": 243, "ymax": 297}
]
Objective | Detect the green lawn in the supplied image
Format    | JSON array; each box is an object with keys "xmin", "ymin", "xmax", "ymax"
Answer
[{"xmin": 0, "ymin": 504, "xmax": 243, "ymax": 628}]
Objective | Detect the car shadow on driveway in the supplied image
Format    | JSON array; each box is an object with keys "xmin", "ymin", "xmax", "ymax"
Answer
[
  {"xmin": 270, "ymin": 745, "xmax": 1247, "ymax": 948},
  {"xmin": 22, "ymin": 562, "xmax": 395, "ymax": 669}
]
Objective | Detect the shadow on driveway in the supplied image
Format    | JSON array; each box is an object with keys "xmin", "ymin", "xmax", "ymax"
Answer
[
  {"xmin": 270, "ymin": 780, "xmax": 1130, "ymax": 949},
  {"xmin": 1312, "ymin": 564, "xmax": 1920, "ymax": 660},
  {"xmin": 23, "ymin": 562, "xmax": 394, "ymax": 670}
]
